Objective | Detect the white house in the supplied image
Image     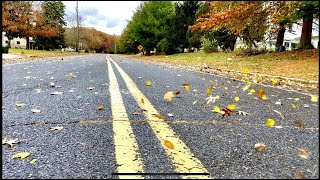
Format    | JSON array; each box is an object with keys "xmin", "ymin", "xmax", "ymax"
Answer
[{"xmin": 2, "ymin": 32, "xmax": 34, "ymax": 49}]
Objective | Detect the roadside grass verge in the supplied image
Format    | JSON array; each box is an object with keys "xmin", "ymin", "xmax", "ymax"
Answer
[
  {"xmin": 119, "ymin": 50, "xmax": 319, "ymax": 82},
  {"xmin": 8, "ymin": 48, "xmax": 87, "ymax": 58}
]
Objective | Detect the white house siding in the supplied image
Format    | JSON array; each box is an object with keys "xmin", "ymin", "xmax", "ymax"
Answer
[{"xmin": 2, "ymin": 35, "xmax": 27, "ymax": 49}]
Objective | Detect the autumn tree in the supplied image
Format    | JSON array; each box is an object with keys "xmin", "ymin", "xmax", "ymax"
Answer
[
  {"xmin": 192, "ymin": 1, "xmax": 268, "ymax": 51},
  {"xmin": 2, "ymin": 1, "xmax": 33, "ymax": 48},
  {"xmin": 33, "ymin": 1, "xmax": 66, "ymax": 50}
]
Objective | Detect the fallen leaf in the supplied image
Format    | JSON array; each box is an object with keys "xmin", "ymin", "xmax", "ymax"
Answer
[
  {"xmin": 30, "ymin": 159, "xmax": 37, "ymax": 164},
  {"xmin": 254, "ymin": 143, "xmax": 266, "ymax": 151},
  {"xmin": 221, "ymin": 108, "xmax": 232, "ymax": 117},
  {"xmin": 303, "ymin": 104, "xmax": 310, "ymax": 108},
  {"xmin": 235, "ymin": 97, "xmax": 240, "ymax": 102},
  {"xmin": 212, "ymin": 119, "xmax": 219, "ymax": 124},
  {"xmin": 271, "ymin": 79, "xmax": 278, "ymax": 85},
  {"xmin": 98, "ymin": 105, "xmax": 104, "ymax": 110},
  {"xmin": 262, "ymin": 95, "xmax": 267, "ymax": 100},
  {"xmin": 12, "ymin": 152, "xmax": 30, "ymax": 159},
  {"xmin": 249, "ymin": 89, "xmax": 255, "ymax": 93},
  {"xmin": 87, "ymin": 87, "xmax": 95, "ymax": 90},
  {"xmin": 238, "ymin": 110, "xmax": 249, "ymax": 116},
  {"xmin": 31, "ymin": 109, "xmax": 41, "ymax": 113},
  {"xmin": 291, "ymin": 104, "xmax": 296, "ymax": 109},
  {"xmin": 206, "ymin": 95, "xmax": 219, "ymax": 104},
  {"xmin": 5, "ymin": 138, "xmax": 20, "ymax": 147},
  {"xmin": 265, "ymin": 118, "xmax": 275, "ymax": 127},
  {"xmin": 294, "ymin": 169, "xmax": 306, "ymax": 179},
  {"xmin": 227, "ymin": 104, "xmax": 236, "ymax": 111},
  {"xmin": 275, "ymin": 100, "xmax": 282, "ymax": 105},
  {"xmin": 153, "ymin": 114, "xmax": 165, "ymax": 119},
  {"xmin": 175, "ymin": 91, "xmax": 181, "ymax": 95},
  {"xmin": 311, "ymin": 95, "xmax": 318, "ymax": 102},
  {"xmin": 181, "ymin": 83, "xmax": 189, "ymax": 87},
  {"xmin": 273, "ymin": 110, "xmax": 284, "ymax": 120},
  {"xmin": 164, "ymin": 91, "xmax": 174, "ymax": 102},
  {"xmin": 297, "ymin": 148, "xmax": 309, "ymax": 159},
  {"xmin": 15, "ymin": 103, "xmax": 25, "ymax": 107},
  {"xmin": 206, "ymin": 88, "xmax": 212, "ymax": 95},
  {"xmin": 295, "ymin": 98, "xmax": 300, "ymax": 102},
  {"xmin": 167, "ymin": 113, "xmax": 174, "ymax": 117},
  {"xmin": 2, "ymin": 136, "xmax": 7, "ymax": 145},
  {"xmin": 50, "ymin": 91, "xmax": 63, "ymax": 95},
  {"xmin": 256, "ymin": 89, "xmax": 266, "ymax": 96},
  {"xmin": 141, "ymin": 98, "xmax": 145, "ymax": 104},
  {"xmin": 184, "ymin": 85, "xmax": 190, "ymax": 91},
  {"xmin": 164, "ymin": 140, "xmax": 174, "ymax": 149},
  {"xmin": 241, "ymin": 68, "xmax": 249, "ymax": 74},
  {"xmin": 192, "ymin": 100, "xmax": 197, "ymax": 105},
  {"xmin": 50, "ymin": 126, "xmax": 64, "ymax": 131},
  {"xmin": 145, "ymin": 80, "xmax": 152, "ymax": 86},
  {"xmin": 293, "ymin": 120, "xmax": 306, "ymax": 128},
  {"xmin": 213, "ymin": 106, "xmax": 221, "ymax": 113}
]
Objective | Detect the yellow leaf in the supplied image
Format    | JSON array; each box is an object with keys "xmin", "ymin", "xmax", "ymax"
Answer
[
  {"xmin": 250, "ymin": 89, "xmax": 255, "ymax": 93},
  {"xmin": 153, "ymin": 114, "xmax": 165, "ymax": 119},
  {"xmin": 206, "ymin": 88, "xmax": 211, "ymax": 95},
  {"xmin": 185, "ymin": 85, "xmax": 190, "ymax": 91},
  {"xmin": 12, "ymin": 152, "xmax": 30, "ymax": 159},
  {"xmin": 292, "ymin": 104, "xmax": 296, "ymax": 109},
  {"xmin": 297, "ymin": 148, "xmax": 309, "ymax": 159},
  {"xmin": 141, "ymin": 98, "xmax": 145, "ymax": 104},
  {"xmin": 262, "ymin": 95, "xmax": 267, "ymax": 100},
  {"xmin": 224, "ymin": 87, "xmax": 228, "ymax": 90},
  {"xmin": 241, "ymin": 68, "xmax": 249, "ymax": 74},
  {"xmin": 2, "ymin": 136, "xmax": 7, "ymax": 145},
  {"xmin": 243, "ymin": 85, "xmax": 250, "ymax": 91},
  {"xmin": 265, "ymin": 118, "xmax": 275, "ymax": 127},
  {"xmin": 235, "ymin": 97, "xmax": 240, "ymax": 102},
  {"xmin": 145, "ymin": 80, "xmax": 152, "ymax": 86},
  {"xmin": 164, "ymin": 92, "xmax": 174, "ymax": 102},
  {"xmin": 256, "ymin": 89, "xmax": 266, "ymax": 96},
  {"xmin": 227, "ymin": 80, "xmax": 231, "ymax": 84},
  {"xmin": 311, "ymin": 96, "xmax": 318, "ymax": 102},
  {"xmin": 254, "ymin": 143, "xmax": 266, "ymax": 151},
  {"xmin": 164, "ymin": 140, "xmax": 174, "ymax": 149},
  {"xmin": 271, "ymin": 79, "xmax": 277, "ymax": 85},
  {"xmin": 213, "ymin": 106, "xmax": 220, "ymax": 113},
  {"xmin": 30, "ymin": 159, "xmax": 37, "ymax": 164},
  {"xmin": 97, "ymin": 105, "xmax": 104, "ymax": 110},
  {"xmin": 227, "ymin": 104, "xmax": 236, "ymax": 110},
  {"xmin": 295, "ymin": 98, "xmax": 300, "ymax": 102}
]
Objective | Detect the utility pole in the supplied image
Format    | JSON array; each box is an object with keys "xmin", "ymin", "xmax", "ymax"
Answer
[{"xmin": 76, "ymin": 1, "xmax": 80, "ymax": 53}]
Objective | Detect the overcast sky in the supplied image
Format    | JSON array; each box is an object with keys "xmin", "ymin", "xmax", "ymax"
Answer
[{"xmin": 62, "ymin": 1, "xmax": 141, "ymax": 36}]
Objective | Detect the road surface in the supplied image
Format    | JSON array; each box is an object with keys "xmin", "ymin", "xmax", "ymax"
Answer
[{"xmin": 2, "ymin": 54, "xmax": 319, "ymax": 179}]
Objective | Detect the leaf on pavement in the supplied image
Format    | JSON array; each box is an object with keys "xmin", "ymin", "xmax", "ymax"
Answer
[
  {"xmin": 2, "ymin": 136, "xmax": 7, "ymax": 145},
  {"xmin": 153, "ymin": 114, "xmax": 165, "ymax": 119},
  {"xmin": 206, "ymin": 95, "xmax": 219, "ymax": 104},
  {"xmin": 12, "ymin": 152, "xmax": 30, "ymax": 159},
  {"xmin": 265, "ymin": 118, "xmax": 275, "ymax": 127},
  {"xmin": 5, "ymin": 138, "xmax": 20, "ymax": 147},
  {"xmin": 249, "ymin": 89, "xmax": 255, "ymax": 93},
  {"xmin": 295, "ymin": 98, "xmax": 300, "ymax": 102},
  {"xmin": 235, "ymin": 97, "xmax": 240, "ymax": 102},
  {"xmin": 192, "ymin": 100, "xmax": 197, "ymax": 105},
  {"xmin": 256, "ymin": 89, "xmax": 266, "ymax": 96},
  {"xmin": 141, "ymin": 98, "xmax": 145, "ymax": 105},
  {"xmin": 297, "ymin": 148, "xmax": 309, "ymax": 159},
  {"xmin": 273, "ymin": 110, "xmax": 284, "ymax": 120},
  {"xmin": 206, "ymin": 88, "xmax": 212, "ymax": 95},
  {"xmin": 238, "ymin": 110, "xmax": 249, "ymax": 116},
  {"xmin": 294, "ymin": 169, "xmax": 306, "ymax": 179},
  {"xmin": 291, "ymin": 104, "xmax": 296, "ymax": 109},
  {"xmin": 15, "ymin": 103, "xmax": 26, "ymax": 108},
  {"xmin": 293, "ymin": 120, "xmax": 306, "ymax": 128},
  {"xmin": 262, "ymin": 95, "xmax": 267, "ymax": 100},
  {"xmin": 30, "ymin": 159, "xmax": 37, "ymax": 164},
  {"xmin": 254, "ymin": 143, "xmax": 266, "ymax": 151},
  {"xmin": 145, "ymin": 80, "xmax": 152, "ymax": 86},
  {"xmin": 241, "ymin": 68, "xmax": 249, "ymax": 74},
  {"xmin": 303, "ymin": 104, "xmax": 310, "ymax": 108},
  {"xmin": 227, "ymin": 104, "xmax": 237, "ymax": 111},
  {"xmin": 311, "ymin": 95, "xmax": 318, "ymax": 102},
  {"xmin": 50, "ymin": 91, "xmax": 63, "ymax": 95},
  {"xmin": 31, "ymin": 109, "xmax": 41, "ymax": 113},
  {"xmin": 213, "ymin": 106, "xmax": 221, "ymax": 113},
  {"xmin": 175, "ymin": 91, "xmax": 181, "ymax": 95},
  {"xmin": 97, "ymin": 105, "xmax": 104, "ymax": 110},
  {"xmin": 164, "ymin": 140, "xmax": 174, "ymax": 149},
  {"xmin": 184, "ymin": 85, "xmax": 190, "ymax": 91},
  {"xmin": 167, "ymin": 113, "xmax": 174, "ymax": 117},
  {"xmin": 87, "ymin": 87, "xmax": 95, "ymax": 90},
  {"xmin": 221, "ymin": 108, "xmax": 232, "ymax": 117},
  {"xmin": 164, "ymin": 91, "xmax": 174, "ymax": 102},
  {"xmin": 50, "ymin": 126, "xmax": 64, "ymax": 131},
  {"xmin": 181, "ymin": 83, "xmax": 189, "ymax": 87}
]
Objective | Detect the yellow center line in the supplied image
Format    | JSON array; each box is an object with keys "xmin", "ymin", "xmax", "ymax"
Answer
[
  {"xmin": 108, "ymin": 56, "xmax": 212, "ymax": 179},
  {"xmin": 107, "ymin": 59, "xmax": 144, "ymax": 179}
]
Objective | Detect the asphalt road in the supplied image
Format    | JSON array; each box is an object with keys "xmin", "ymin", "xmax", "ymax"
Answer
[{"xmin": 2, "ymin": 54, "xmax": 319, "ymax": 179}]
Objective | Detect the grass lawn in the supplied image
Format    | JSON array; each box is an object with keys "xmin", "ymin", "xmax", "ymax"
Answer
[
  {"xmin": 119, "ymin": 49, "xmax": 319, "ymax": 82},
  {"xmin": 8, "ymin": 48, "xmax": 87, "ymax": 58}
]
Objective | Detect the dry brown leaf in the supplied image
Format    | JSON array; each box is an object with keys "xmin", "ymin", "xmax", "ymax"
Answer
[
  {"xmin": 141, "ymin": 98, "xmax": 145, "ymax": 105},
  {"xmin": 164, "ymin": 91, "xmax": 174, "ymax": 102},
  {"xmin": 297, "ymin": 148, "xmax": 309, "ymax": 159},
  {"xmin": 152, "ymin": 114, "xmax": 165, "ymax": 119},
  {"xmin": 254, "ymin": 143, "xmax": 266, "ymax": 151},
  {"xmin": 295, "ymin": 169, "xmax": 306, "ymax": 179}
]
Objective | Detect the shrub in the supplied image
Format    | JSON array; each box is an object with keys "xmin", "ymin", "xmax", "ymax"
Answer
[{"xmin": 201, "ymin": 37, "xmax": 218, "ymax": 53}]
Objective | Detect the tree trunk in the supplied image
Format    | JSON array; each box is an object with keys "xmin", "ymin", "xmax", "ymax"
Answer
[
  {"xmin": 300, "ymin": 14, "xmax": 313, "ymax": 49},
  {"xmin": 276, "ymin": 23, "xmax": 285, "ymax": 47},
  {"xmin": 26, "ymin": 36, "xmax": 30, "ymax": 50}
]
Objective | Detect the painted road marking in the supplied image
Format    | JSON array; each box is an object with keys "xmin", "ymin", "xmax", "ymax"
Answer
[
  {"xmin": 107, "ymin": 59, "xmax": 144, "ymax": 179},
  {"xmin": 108, "ymin": 56, "xmax": 211, "ymax": 179}
]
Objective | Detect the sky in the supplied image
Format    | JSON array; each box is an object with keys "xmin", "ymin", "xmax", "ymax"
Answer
[{"xmin": 62, "ymin": 1, "xmax": 142, "ymax": 36}]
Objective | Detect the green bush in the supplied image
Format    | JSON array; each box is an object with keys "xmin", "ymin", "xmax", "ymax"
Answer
[
  {"xmin": 201, "ymin": 37, "xmax": 218, "ymax": 53},
  {"xmin": 2, "ymin": 46, "xmax": 9, "ymax": 53},
  {"xmin": 156, "ymin": 38, "xmax": 175, "ymax": 55}
]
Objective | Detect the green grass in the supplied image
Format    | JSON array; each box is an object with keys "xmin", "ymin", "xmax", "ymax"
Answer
[
  {"xmin": 9, "ymin": 48, "xmax": 85, "ymax": 57},
  {"xmin": 120, "ymin": 50, "xmax": 319, "ymax": 81}
]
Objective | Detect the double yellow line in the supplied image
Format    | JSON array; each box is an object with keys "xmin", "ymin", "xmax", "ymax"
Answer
[{"xmin": 106, "ymin": 56, "xmax": 211, "ymax": 179}]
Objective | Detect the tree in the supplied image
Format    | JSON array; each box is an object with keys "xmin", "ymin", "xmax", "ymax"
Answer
[
  {"xmin": 293, "ymin": 1, "xmax": 319, "ymax": 49},
  {"xmin": 192, "ymin": 1, "xmax": 268, "ymax": 51},
  {"xmin": 2, "ymin": 1, "xmax": 33, "ymax": 48},
  {"xmin": 33, "ymin": 1, "xmax": 66, "ymax": 50}
]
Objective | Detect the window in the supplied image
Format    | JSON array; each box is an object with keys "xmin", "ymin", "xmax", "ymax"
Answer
[
  {"xmin": 17, "ymin": 41, "xmax": 20, "ymax": 45},
  {"xmin": 291, "ymin": 43, "xmax": 297, "ymax": 49},
  {"xmin": 5, "ymin": 41, "xmax": 8, "ymax": 44},
  {"xmin": 284, "ymin": 42, "xmax": 289, "ymax": 47}
]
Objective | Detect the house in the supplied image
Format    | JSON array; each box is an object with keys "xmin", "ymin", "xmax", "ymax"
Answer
[{"xmin": 2, "ymin": 32, "xmax": 34, "ymax": 49}]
